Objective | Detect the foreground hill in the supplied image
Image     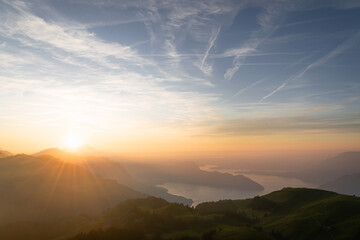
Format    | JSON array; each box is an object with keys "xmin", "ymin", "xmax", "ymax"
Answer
[
  {"xmin": 1, "ymin": 188, "xmax": 359, "ymax": 240},
  {"xmin": 35, "ymin": 148, "xmax": 193, "ymax": 205},
  {"xmin": 0, "ymin": 154, "xmax": 145, "ymax": 224}
]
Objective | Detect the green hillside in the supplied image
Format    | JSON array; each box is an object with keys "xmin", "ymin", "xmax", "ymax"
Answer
[{"xmin": 1, "ymin": 188, "xmax": 359, "ymax": 240}]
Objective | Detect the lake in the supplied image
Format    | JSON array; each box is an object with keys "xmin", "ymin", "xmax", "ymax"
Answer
[{"xmin": 159, "ymin": 165, "xmax": 315, "ymax": 205}]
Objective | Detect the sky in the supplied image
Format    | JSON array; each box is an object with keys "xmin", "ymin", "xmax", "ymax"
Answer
[{"xmin": 1, "ymin": 0, "xmax": 360, "ymax": 159}]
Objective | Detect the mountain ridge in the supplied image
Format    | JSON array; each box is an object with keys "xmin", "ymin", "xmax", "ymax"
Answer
[
  {"xmin": 34, "ymin": 148, "xmax": 193, "ymax": 205},
  {"xmin": 319, "ymin": 172, "xmax": 360, "ymax": 196}
]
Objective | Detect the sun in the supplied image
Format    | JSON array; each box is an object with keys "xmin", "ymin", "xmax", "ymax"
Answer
[{"xmin": 63, "ymin": 134, "xmax": 84, "ymax": 150}]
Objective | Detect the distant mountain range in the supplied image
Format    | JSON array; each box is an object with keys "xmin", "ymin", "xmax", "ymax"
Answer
[
  {"xmin": 34, "ymin": 148, "xmax": 193, "ymax": 205},
  {"xmin": 0, "ymin": 188, "xmax": 359, "ymax": 240},
  {"xmin": 293, "ymin": 152, "xmax": 360, "ymax": 197},
  {"xmin": 234, "ymin": 151, "xmax": 360, "ymax": 196},
  {"xmin": 123, "ymin": 161, "xmax": 264, "ymax": 191},
  {"xmin": 304, "ymin": 151, "xmax": 360, "ymax": 184},
  {"xmin": 0, "ymin": 149, "xmax": 12, "ymax": 158},
  {"xmin": 320, "ymin": 172, "xmax": 360, "ymax": 196},
  {"xmin": 0, "ymin": 154, "xmax": 144, "ymax": 224},
  {"xmin": 35, "ymin": 148, "xmax": 264, "ymax": 203}
]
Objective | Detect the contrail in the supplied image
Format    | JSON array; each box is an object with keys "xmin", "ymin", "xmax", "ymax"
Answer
[
  {"xmin": 260, "ymin": 31, "xmax": 360, "ymax": 102},
  {"xmin": 201, "ymin": 25, "xmax": 221, "ymax": 72}
]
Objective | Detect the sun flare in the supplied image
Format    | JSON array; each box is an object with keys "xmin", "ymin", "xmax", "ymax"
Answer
[{"xmin": 63, "ymin": 134, "xmax": 83, "ymax": 150}]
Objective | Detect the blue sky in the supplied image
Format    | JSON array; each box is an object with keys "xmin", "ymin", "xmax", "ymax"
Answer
[{"xmin": 0, "ymin": 0, "xmax": 360, "ymax": 154}]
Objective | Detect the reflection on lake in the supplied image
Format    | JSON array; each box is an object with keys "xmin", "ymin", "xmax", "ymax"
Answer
[{"xmin": 159, "ymin": 166, "xmax": 315, "ymax": 205}]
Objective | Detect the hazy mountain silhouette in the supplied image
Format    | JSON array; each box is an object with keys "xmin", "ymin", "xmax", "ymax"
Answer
[
  {"xmin": 0, "ymin": 149, "xmax": 12, "ymax": 158},
  {"xmin": 0, "ymin": 154, "xmax": 145, "ymax": 224},
  {"xmin": 319, "ymin": 172, "xmax": 360, "ymax": 196},
  {"xmin": 35, "ymin": 148, "xmax": 263, "ymax": 202},
  {"xmin": 35, "ymin": 148, "xmax": 193, "ymax": 205},
  {"xmin": 235, "ymin": 152, "xmax": 360, "ymax": 188},
  {"xmin": 295, "ymin": 151, "xmax": 360, "ymax": 185},
  {"xmin": 123, "ymin": 161, "xmax": 264, "ymax": 191}
]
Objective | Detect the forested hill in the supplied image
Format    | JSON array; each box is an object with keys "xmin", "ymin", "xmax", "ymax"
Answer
[{"xmin": 1, "ymin": 188, "xmax": 359, "ymax": 240}]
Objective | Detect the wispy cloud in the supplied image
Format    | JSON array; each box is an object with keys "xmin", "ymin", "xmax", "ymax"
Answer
[
  {"xmin": 223, "ymin": 3, "xmax": 282, "ymax": 80},
  {"xmin": 130, "ymin": 0, "xmax": 241, "ymax": 77},
  {"xmin": 0, "ymin": 6, "xmax": 151, "ymax": 69},
  {"xmin": 163, "ymin": 39, "xmax": 180, "ymax": 68},
  {"xmin": 223, "ymin": 47, "xmax": 256, "ymax": 80},
  {"xmin": 1, "ymin": 0, "xmax": 360, "ymax": 147},
  {"xmin": 207, "ymin": 114, "xmax": 360, "ymax": 136},
  {"xmin": 0, "ymin": 0, "xmax": 222, "ymax": 133}
]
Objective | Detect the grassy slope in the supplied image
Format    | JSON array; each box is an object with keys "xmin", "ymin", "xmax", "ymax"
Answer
[
  {"xmin": 1, "ymin": 188, "xmax": 359, "ymax": 240},
  {"xmin": 261, "ymin": 189, "xmax": 360, "ymax": 239},
  {"xmin": 65, "ymin": 188, "xmax": 360, "ymax": 239},
  {"xmin": 196, "ymin": 188, "xmax": 360, "ymax": 240}
]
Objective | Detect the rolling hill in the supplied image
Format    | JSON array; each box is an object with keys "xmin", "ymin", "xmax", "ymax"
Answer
[{"xmin": 1, "ymin": 188, "xmax": 359, "ymax": 240}]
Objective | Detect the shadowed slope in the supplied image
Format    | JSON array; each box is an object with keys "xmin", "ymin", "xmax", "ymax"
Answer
[{"xmin": 0, "ymin": 154, "xmax": 145, "ymax": 224}]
